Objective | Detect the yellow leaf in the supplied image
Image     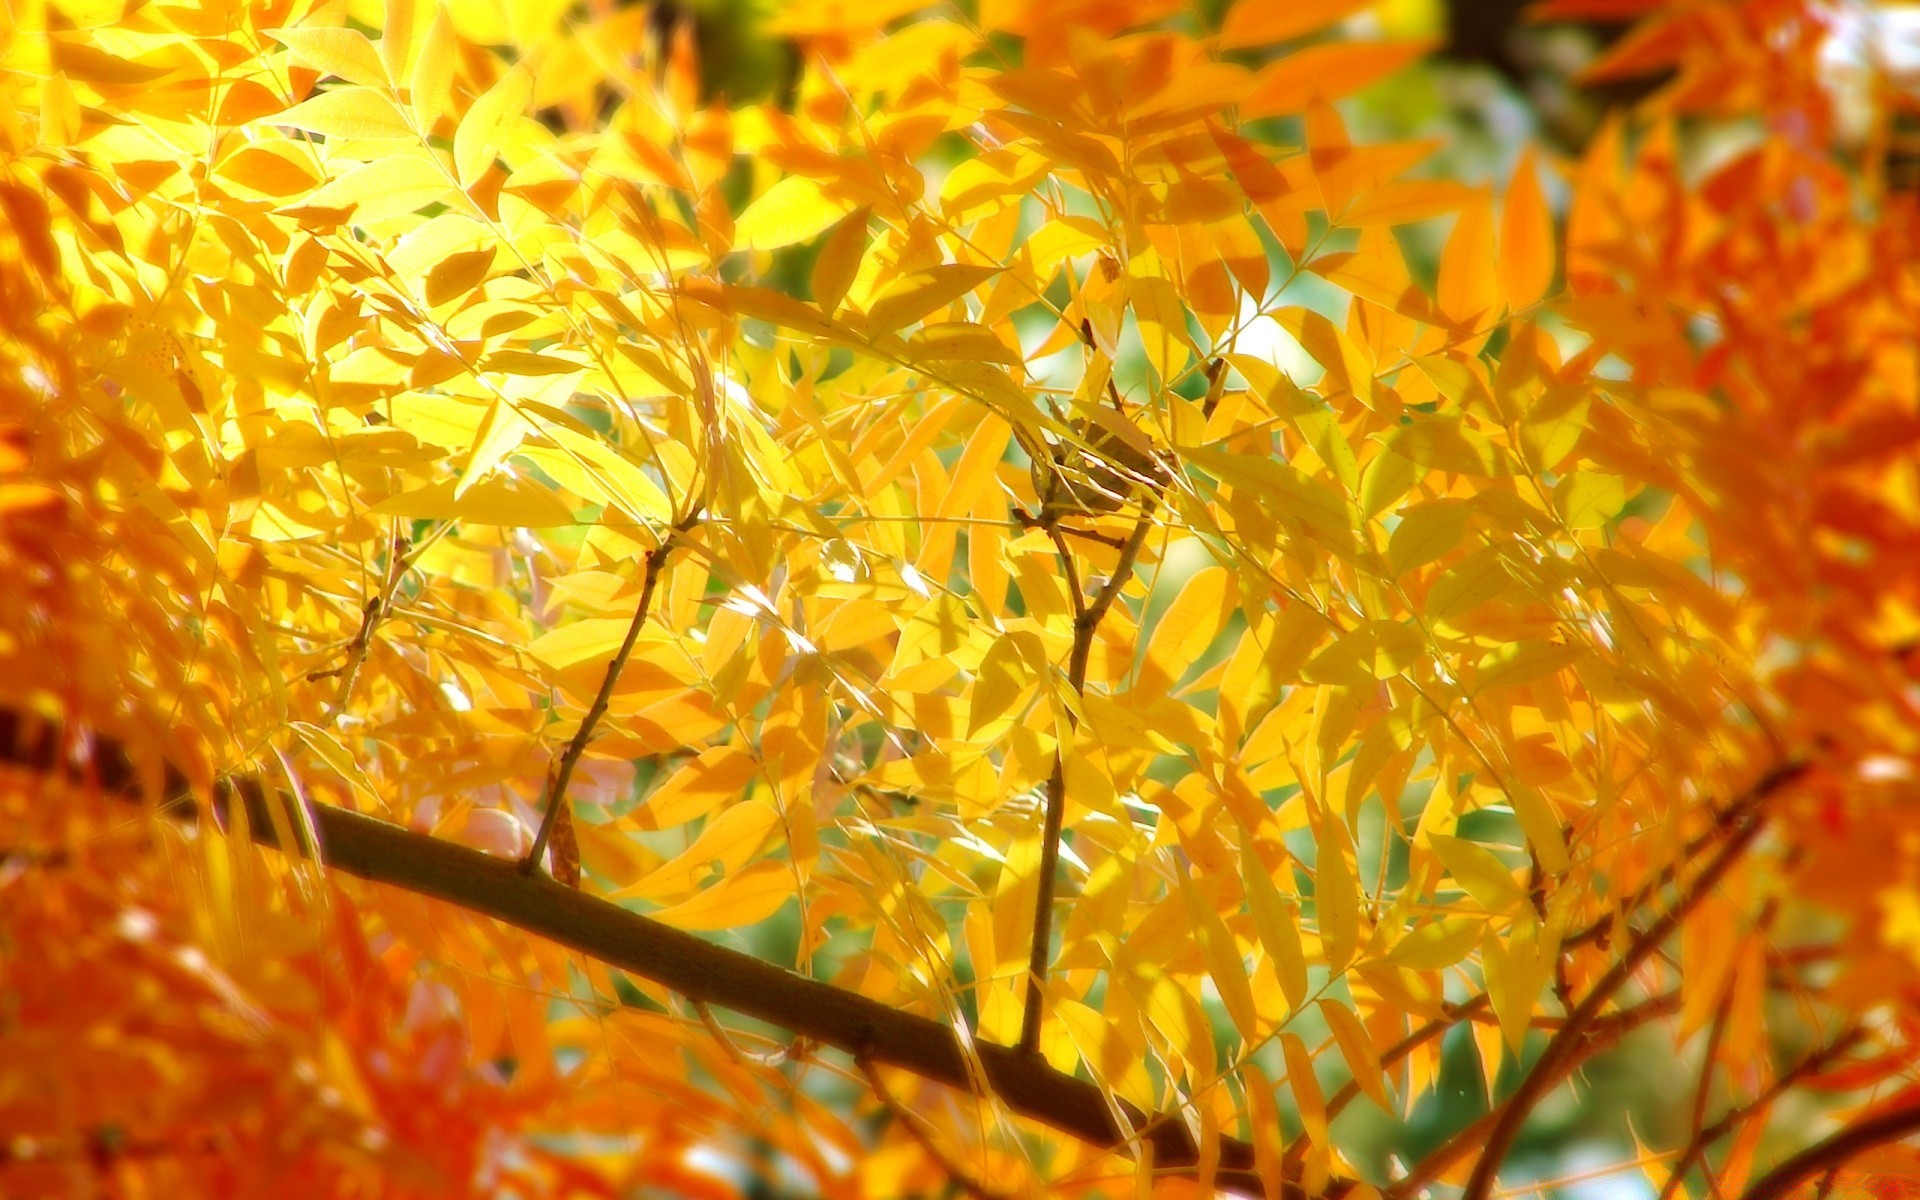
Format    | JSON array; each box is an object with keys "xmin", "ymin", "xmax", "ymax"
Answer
[
  {"xmin": 1242, "ymin": 41, "xmax": 1433, "ymax": 121},
  {"xmin": 271, "ymin": 86, "xmax": 414, "ymax": 140},
  {"xmin": 471, "ymin": 351, "xmax": 582, "ymax": 380},
  {"xmin": 1499, "ymin": 146, "xmax": 1554, "ymax": 311},
  {"xmin": 645, "ymin": 860, "xmax": 792, "ymax": 931},
  {"xmin": 572, "ymin": 819, "xmax": 660, "ymax": 887},
  {"xmin": 1387, "ymin": 499, "xmax": 1471, "ymax": 575},
  {"xmin": 811, "ymin": 207, "xmax": 869, "ymax": 315},
  {"xmin": 39, "ymin": 71, "xmax": 80, "ymax": 146},
  {"xmin": 382, "ymin": 0, "xmax": 416, "ymax": 82},
  {"xmin": 298, "ymin": 155, "xmax": 454, "ymax": 224},
  {"xmin": 1181, "ymin": 445, "xmax": 1355, "ymax": 555},
  {"xmin": 1437, "ymin": 200, "xmax": 1499, "ymax": 332},
  {"xmin": 1315, "ymin": 809, "xmax": 1360, "ymax": 974},
  {"xmin": 455, "ymin": 397, "xmax": 529, "ymax": 498},
  {"xmin": 1130, "ymin": 272, "xmax": 1195, "ymax": 384},
  {"xmin": 1338, "ymin": 179, "xmax": 1478, "ymax": 228},
  {"xmin": 1555, "ymin": 471, "xmax": 1626, "ymax": 529},
  {"xmin": 1184, "ymin": 877, "xmax": 1260, "ymax": 1042},
  {"xmin": 1504, "ymin": 782, "xmax": 1570, "ymax": 873},
  {"xmin": 1358, "ymin": 444, "xmax": 1420, "ymax": 517},
  {"xmin": 1473, "ymin": 641, "xmax": 1583, "ymax": 694},
  {"xmin": 1426, "ymin": 833, "xmax": 1525, "ymax": 912},
  {"xmin": 865, "ymin": 263, "xmax": 1000, "ymax": 333},
  {"xmin": 1220, "ymin": 0, "xmax": 1373, "ymax": 48},
  {"xmin": 389, "ymin": 391, "xmax": 489, "ymax": 448},
  {"xmin": 288, "ymin": 720, "xmax": 381, "ymax": 805},
  {"xmin": 1243, "ymin": 843, "xmax": 1307, "ymax": 1018},
  {"xmin": 519, "ymin": 406, "xmax": 674, "ymax": 523},
  {"xmin": 454, "ymin": 63, "xmax": 533, "ymax": 188},
  {"xmin": 1281, "ymin": 1031, "xmax": 1329, "ymax": 1161},
  {"xmin": 1425, "ymin": 544, "xmax": 1515, "ymax": 626},
  {"xmin": 1319, "ymin": 999, "xmax": 1391, "ymax": 1111},
  {"xmin": 1146, "ymin": 566, "xmax": 1231, "ymax": 682},
  {"xmin": 1312, "ymin": 246, "xmax": 1431, "ymax": 320},
  {"xmin": 911, "ymin": 324, "xmax": 1021, "ymax": 369},
  {"xmin": 642, "ymin": 746, "xmax": 759, "ymax": 828},
  {"xmin": 410, "ymin": 5, "xmax": 457, "ymax": 130},
  {"xmin": 619, "ymin": 800, "xmax": 781, "ymax": 902},
  {"xmin": 424, "ymin": 246, "xmax": 496, "ymax": 307},
  {"xmin": 735, "ymin": 174, "xmax": 856, "ymax": 253},
  {"xmin": 1303, "ymin": 620, "xmax": 1424, "ymax": 685},
  {"xmin": 968, "ymin": 634, "xmax": 1033, "ymax": 737},
  {"xmin": 528, "ymin": 617, "xmax": 656, "ymax": 671},
  {"xmin": 1386, "ymin": 916, "xmax": 1484, "ymax": 970},
  {"xmin": 1384, "ymin": 416, "xmax": 1514, "ymax": 477},
  {"xmin": 266, "ymin": 28, "xmax": 389, "ymax": 88},
  {"xmin": 1482, "ymin": 922, "xmax": 1550, "ymax": 1052},
  {"xmin": 371, "ymin": 476, "xmax": 575, "ymax": 526}
]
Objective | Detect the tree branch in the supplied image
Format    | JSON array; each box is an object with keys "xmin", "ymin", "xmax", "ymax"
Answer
[
  {"xmin": 524, "ymin": 518, "xmax": 692, "ymax": 876},
  {"xmin": 1659, "ymin": 1026, "xmax": 1865, "ymax": 1200},
  {"xmin": 1741, "ymin": 1100, "xmax": 1920, "ymax": 1200},
  {"xmin": 1386, "ymin": 991, "xmax": 1683, "ymax": 1198},
  {"xmin": 1019, "ymin": 496, "xmax": 1154, "ymax": 1056},
  {"xmin": 0, "ymin": 709, "xmax": 1305, "ymax": 1200},
  {"xmin": 1456, "ymin": 761, "xmax": 1808, "ymax": 1200}
]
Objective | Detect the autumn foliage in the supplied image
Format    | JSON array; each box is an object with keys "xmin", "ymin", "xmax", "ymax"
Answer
[{"xmin": 5, "ymin": 0, "xmax": 1920, "ymax": 1196}]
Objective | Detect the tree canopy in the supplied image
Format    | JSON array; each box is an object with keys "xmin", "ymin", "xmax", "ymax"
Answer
[{"xmin": 5, "ymin": 0, "xmax": 1920, "ymax": 1197}]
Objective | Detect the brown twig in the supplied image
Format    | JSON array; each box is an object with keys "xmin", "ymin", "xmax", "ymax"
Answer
[
  {"xmin": 1658, "ymin": 1025, "xmax": 1865, "ymax": 1200},
  {"xmin": 1289, "ymin": 997, "xmax": 1491, "ymax": 1165},
  {"xmin": 523, "ymin": 516, "xmax": 695, "ymax": 876},
  {"xmin": 1562, "ymin": 785, "xmax": 1787, "ymax": 955},
  {"xmin": 311, "ymin": 528, "xmax": 412, "ymax": 699},
  {"xmin": 1454, "ymin": 762, "xmax": 1807, "ymax": 1200},
  {"xmin": 858, "ymin": 1047, "xmax": 1018, "ymax": 1200},
  {"xmin": 1741, "ymin": 1099, "xmax": 1920, "ymax": 1200},
  {"xmin": 1389, "ymin": 992, "xmax": 1683, "ymax": 1197},
  {"xmin": 1018, "ymin": 492, "xmax": 1155, "ymax": 1057},
  {"xmin": 1016, "ymin": 333, "xmax": 1182, "ymax": 1059},
  {"xmin": 694, "ymin": 998, "xmax": 810, "ymax": 1069}
]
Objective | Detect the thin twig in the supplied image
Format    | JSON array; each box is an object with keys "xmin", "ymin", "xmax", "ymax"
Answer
[
  {"xmin": 524, "ymin": 516, "xmax": 696, "ymax": 876},
  {"xmin": 1454, "ymin": 762, "xmax": 1807, "ymax": 1200},
  {"xmin": 1018, "ymin": 495, "xmax": 1154, "ymax": 1057},
  {"xmin": 1389, "ymin": 992, "xmax": 1683, "ymax": 1197},
  {"xmin": 1014, "ymin": 343, "xmax": 1185, "ymax": 1059},
  {"xmin": 694, "ymin": 999, "xmax": 810, "ymax": 1069},
  {"xmin": 1741, "ymin": 1099, "xmax": 1920, "ymax": 1200},
  {"xmin": 312, "ymin": 526, "xmax": 412, "ymax": 705},
  {"xmin": 1658, "ymin": 1025, "xmax": 1865, "ymax": 1200},
  {"xmin": 858, "ymin": 1049, "xmax": 1018, "ymax": 1200}
]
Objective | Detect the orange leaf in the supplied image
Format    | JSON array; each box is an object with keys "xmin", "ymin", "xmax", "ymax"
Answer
[
  {"xmin": 1241, "ymin": 41, "xmax": 1434, "ymax": 120},
  {"xmin": 1219, "ymin": 0, "xmax": 1374, "ymax": 49},
  {"xmin": 1498, "ymin": 147, "xmax": 1555, "ymax": 311}
]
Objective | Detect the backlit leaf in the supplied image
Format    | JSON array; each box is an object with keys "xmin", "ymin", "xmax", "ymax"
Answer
[
  {"xmin": 454, "ymin": 63, "xmax": 532, "ymax": 187},
  {"xmin": 645, "ymin": 860, "xmax": 792, "ymax": 930},
  {"xmin": 271, "ymin": 86, "xmax": 414, "ymax": 139},
  {"xmin": 1499, "ymin": 147, "xmax": 1555, "ymax": 311},
  {"xmin": 1220, "ymin": 0, "xmax": 1373, "ymax": 48},
  {"xmin": 1242, "ymin": 41, "xmax": 1433, "ymax": 120},
  {"xmin": 266, "ymin": 28, "xmax": 389, "ymax": 88},
  {"xmin": 866, "ymin": 264, "xmax": 1000, "ymax": 333},
  {"xmin": 736, "ymin": 175, "xmax": 857, "ymax": 253}
]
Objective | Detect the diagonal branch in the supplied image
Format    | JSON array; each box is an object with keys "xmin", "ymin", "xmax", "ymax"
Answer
[
  {"xmin": 1658, "ymin": 1025, "xmax": 1865, "ymax": 1200},
  {"xmin": 1454, "ymin": 761, "xmax": 1808, "ymax": 1200},
  {"xmin": 1741, "ymin": 1099, "xmax": 1920, "ymax": 1200},
  {"xmin": 524, "ymin": 517, "xmax": 695, "ymax": 875},
  {"xmin": 0, "ymin": 710, "xmax": 1313, "ymax": 1200}
]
